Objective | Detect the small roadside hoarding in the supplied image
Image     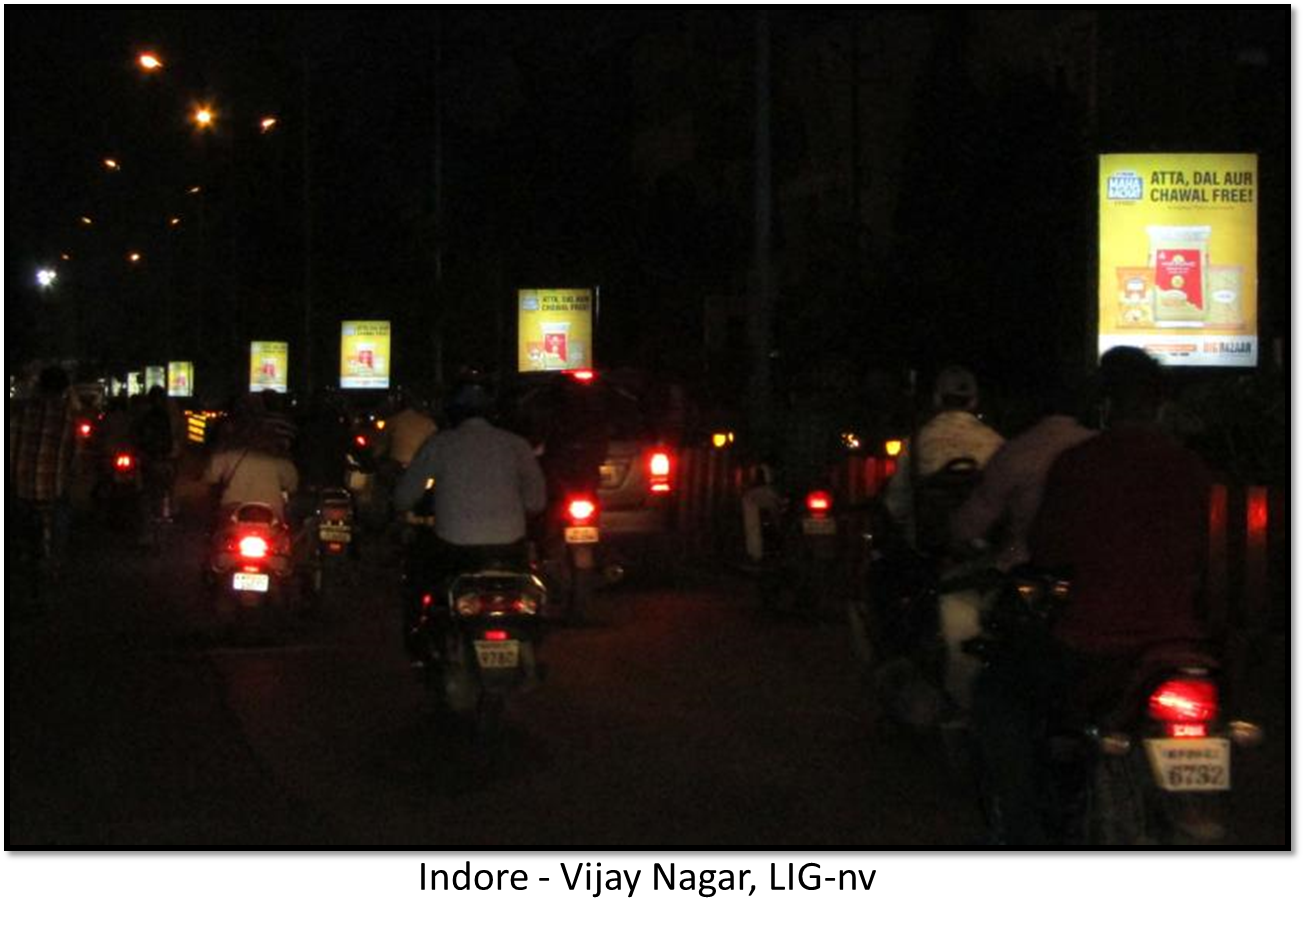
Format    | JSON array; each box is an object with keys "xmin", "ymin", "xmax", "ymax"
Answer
[
  {"xmin": 167, "ymin": 361, "xmax": 194, "ymax": 398},
  {"xmin": 144, "ymin": 365, "xmax": 166, "ymax": 391},
  {"xmin": 1098, "ymin": 153, "xmax": 1258, "ymax": 367},
  {"xmin": 517, "ymin": 288, "xmax": 594, "ymax": 373},
  {"xmin": 339, "ymin": 320, "xmax": 392, "ymax": 389},
  {"xmin": 249, "ymin": 341, "xmax": 289, "ymax": 393}
]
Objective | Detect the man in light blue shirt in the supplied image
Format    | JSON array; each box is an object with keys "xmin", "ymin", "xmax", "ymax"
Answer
[{"xmin": 393, "ymin": 382, "xmax": 547, "ymax": 663}]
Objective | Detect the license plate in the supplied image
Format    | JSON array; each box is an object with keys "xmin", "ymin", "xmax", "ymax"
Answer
[
  {"xmin": 599, "ymin": 464, "xmax": 619, "ymax": 488},
  {"xmin": 1143, "ymin": 737, "xmax": 1231, "ymax": 792},
  {"xmin": 565, "ymin": 526, "xmax": 600, "ymax": 544},
  {"xmin": 473, "ymin": 640, "xmax": 520, "ymax": 669},
  {"xmin": 318, "ymin": 527, "xmax": 352, "ymax": 543},
  {"xmin": 232, "ymin": 572, "xmax": 270, "ymax": 593},
  {"xmin": 802, "ymin": 517, "xmax": 838, "ymax": 536}
]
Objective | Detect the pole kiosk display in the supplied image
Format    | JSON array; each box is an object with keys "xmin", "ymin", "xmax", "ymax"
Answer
[
  {"xmin": 249, "ymin": 341, "xmax": 290, "ymax": 393},
  {"xmin": 144, "ymin": 366, "xmax": 166, "ymax": 391},
  {"xmin": 339, "ymin": 320, "xmax": 392, "ymax": 389},
  {"xmin": 1098, "ymin": 153, "xmax": 1258, "ymax": 367},
  {"xmin": 516, "ymin": 288, "xmax": 595, "ymax": 372},
  {"xmin": 167, "ymin": 362, "xmax": 194, "ymax": 398}
]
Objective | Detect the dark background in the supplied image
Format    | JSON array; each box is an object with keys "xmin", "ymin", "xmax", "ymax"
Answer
[{"xmin": 5, "ymin": 8, "xmax": 1290, "ymax": 427}]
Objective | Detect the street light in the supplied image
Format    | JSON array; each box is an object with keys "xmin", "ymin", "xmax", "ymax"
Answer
[
  {"xmin": 79, "ymin": 216, "xmax": 94, "ymax": 226},
  {"xmin": 138, "ymin": 52, "xmax": 164, "ymax": 71},
  {"xmin": 36, "ymin": 268, "xmax": 57, "ymax": 288},
  {"xmin": 259, "ymin": 116, "xmax": 278, "ymax": 133},
  {"xmin": 191, "ymin": 105, "xmax": 215, "ymax": 130},
  {"xmin": 128, "ymin": 251, "xmax": 142, "ymax": 264},
  {"xmin": 103, "ymin": 157, "xmax": 121, "ymax": 171}
]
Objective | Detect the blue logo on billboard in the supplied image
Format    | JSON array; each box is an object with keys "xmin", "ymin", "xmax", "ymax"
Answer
[{"xmin": 1107, "ymin": 171, "xmax": 1144, "ymax": 201}]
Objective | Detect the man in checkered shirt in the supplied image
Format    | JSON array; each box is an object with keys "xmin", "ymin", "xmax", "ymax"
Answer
[{"xmin": 9, "ymin": 366, "xmax": 79, "ymax": 564}]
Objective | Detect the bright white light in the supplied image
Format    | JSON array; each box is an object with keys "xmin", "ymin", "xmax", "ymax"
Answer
[{"xmin": 37, "ymin": 268, "xmax": 57, "ymax": 287}]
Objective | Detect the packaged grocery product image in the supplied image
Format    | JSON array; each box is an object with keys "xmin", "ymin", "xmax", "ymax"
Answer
[
  {"xmin": 1206, "ymin": 266, "xmax": 1244, "ymax": 328},
  {"xmin": 1115, "ymin": 267, "xmax": 1154, "ymax": 326},
  {"xmin": 1147, "ymin": 225, "xmax": 1210, "ymax": 325}
]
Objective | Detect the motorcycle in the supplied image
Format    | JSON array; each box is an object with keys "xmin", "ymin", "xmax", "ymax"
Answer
[
  {"xmin": 94, "ymin": 443, "xmax": 144, "ymax": 530},
  {"xmin": 310, "ymin": 486, "xmax": 357, "ymax": 589},
  {"xmin": 542, "ymin": 490, "xmax": 601, "ymax": 623},
  {"xmin": 967, "ymin": 569, "xmax": 1265, "ymax": 845},
  {"xmin": 410, "ymin": 559, "xmax": 548, "ymax": 737},
  {"xmin": 755, "ymin": 480, "xmax": 853, "ymax": 622},
  {"xmin": 207, "ymin": 502, "xmax": 305, "ymax": 616}
]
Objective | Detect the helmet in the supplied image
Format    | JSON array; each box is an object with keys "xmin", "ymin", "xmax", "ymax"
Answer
[{"xmin": 933, "ymin": 365, "xmax": 978, "ymax": 409}]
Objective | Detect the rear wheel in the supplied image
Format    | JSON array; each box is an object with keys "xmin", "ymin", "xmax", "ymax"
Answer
[{"xmin": 569, "ymin": 563, "xmax": 595, "ymax": 624}]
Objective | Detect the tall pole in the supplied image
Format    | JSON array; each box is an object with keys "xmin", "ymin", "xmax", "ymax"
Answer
[
  {"xmin": 748, "ymin": 11, "xmax": 775, "ymax": 442},
  {"xmin": 432, "ymin": 14, "xmax": 445, "ymax": 389},
  {"xmin": 302, "ymin": 50, "xmax": 315, "ymax": 394}
]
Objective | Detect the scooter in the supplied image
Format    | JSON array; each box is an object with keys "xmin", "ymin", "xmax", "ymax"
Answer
[
  {"xmin": 208, "ymin": 503, "xmax": 304, "ymax": 616},
  {"xmin": 411, "ymin": 561, "xmax": 548, "ymax": 738}
]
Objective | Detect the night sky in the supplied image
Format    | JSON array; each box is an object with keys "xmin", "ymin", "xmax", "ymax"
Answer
[{"xmin": 5, "ymin": 8, "xmax": 1289, "ymax": 424}]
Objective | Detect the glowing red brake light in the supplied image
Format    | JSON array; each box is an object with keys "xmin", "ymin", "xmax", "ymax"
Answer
[
  {"xmin": 483, "ymin": 629, "xmax": 510, "ymax": 641},
  {"xmin": 649, "ymin": 452, "xmax": 671, "ymax": 477},
  {"xmin": 354, "ymin": 434, "xmax": 368, "ymax": 448},
  {"xmin": 567, "ymin": 369, "xmax": 596, "ymax": 383},
  {"xmin": 238, "ymin": 535, "xmax": 269, "ymax": 559},
  {"xmin": 806, "ymin": 490, "xmax": 833, "ymax": 514},
  {"xmin": 78, "ymin": 421, "xmax": 93, "ymax": 438},
  {"xmin": 1148, "ymin": 678, "xmax": 1218, "ymax": 724},
  {"xmin": 114, "ymin": 454, "xmax": 135, "ymax": 471},
  {"xmin": 567, "ymin": 497, "xmax": 597, "ymax": 523}
]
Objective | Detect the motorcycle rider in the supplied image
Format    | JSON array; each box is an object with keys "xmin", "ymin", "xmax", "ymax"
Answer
[
  {"xmin": 381, "ymin": 387, "xmax": 438, "ymax": 473},
  {"xmin": 950, "ymin": 379, "xmax": 1096, "ymax": 572},
  {"xmin": 879, "ymin": 366, "xmax": 1004, "ymax": 712},
  {"xmin": 203, "ymin": 425, "xmax": 300, "ymax": 525},
  {"xmin": 133, "ymin": 385, "xmax": 178, "ymax": 537},
  {"xmin": 971, "ymin": 346, "xmax": 1213, "ymax": 844},
  {"xmin": 392, "ymin": 377, "xmax": 547, "ymax": 664}
]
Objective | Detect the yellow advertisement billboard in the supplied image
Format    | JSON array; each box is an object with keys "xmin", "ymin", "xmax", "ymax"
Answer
[
  {"xmin": 517, "ymin": 288, "xmax": 594, "ymax": 372},
  {"xmin": 167, "ymin": 361, "xmax": 194, "ymax": 398},
  {"xmin": 339, "ymin": 320, "xmax": 392, "ymax": 389},
  {"xmin": 1099, "ymin": 153, "xmax": 1257, "ymax": 367},
  {"xmin": 249, "ymin": 341, "xmax": 289, "ymax": 393}
]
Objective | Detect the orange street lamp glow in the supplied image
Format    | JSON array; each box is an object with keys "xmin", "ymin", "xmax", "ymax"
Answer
[
  {"xmin": 61, "ymin": 253, "xmax": 72, "ymax": 261},
  {"xmin": 259, "ymin": 116, "xmax": 278, "ymax": 132},
  {"xmin": 138, "ymin": 53, "xmax": 163, "ymax": 71},
  {"xmin": 168, "ymin": 216, "xmax": 181, "ymax": 227},
  {"xmin": 128, "ymin": 252, "xmax": 142, "ymax": 263},
  {"xmin": 79, "ymin": 216, "xmax": 94, "ymax": 226},
  {"xmin": 192, "ymin": 106, "xmax": 215, "ymax": 129},
  {"xmin": 103, "ymin": 157, "xmax": 121, "ymax": 170},
  {"xmin": 186, "ymin": 185, "xmax": 202, "ymax": 194}
]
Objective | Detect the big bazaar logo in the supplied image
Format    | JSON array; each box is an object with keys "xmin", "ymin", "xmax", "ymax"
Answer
[{"xmin": 1204, "ymin": 342, "xmax": 1252, "ymax": 354}]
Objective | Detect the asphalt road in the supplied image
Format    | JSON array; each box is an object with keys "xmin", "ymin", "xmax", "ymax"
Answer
[{"xmin": 5, "ymin": 467, "xmax": 1288, "ymax": 847}]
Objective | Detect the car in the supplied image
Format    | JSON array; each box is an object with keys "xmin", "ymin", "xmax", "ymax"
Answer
[{"xmin": 500, "ymin": 370, "xmax": 682, "ymax": 579}]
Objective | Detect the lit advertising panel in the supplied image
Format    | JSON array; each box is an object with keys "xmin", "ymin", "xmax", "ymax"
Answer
[
  {"xmin": 339, "ymin": 320, "xmax": 392, "ymax": 389},
  {"xmin": 1099, "ymin": 153, "xmax": 1258, "ymax": 367},
  {"xmin": 167, "ymin": 362, "xmax": 194, "ymax": 398},
  {"xmin": 249, "ymin": 341, "xmax": 289, "ymax": 393},
  {"xmin": 517, "ymin": 288, "xmax": 594, "ymax": 372},
  {"xmin": 144, "ymin": 366, "xmax": 166, "ymax": 391}
]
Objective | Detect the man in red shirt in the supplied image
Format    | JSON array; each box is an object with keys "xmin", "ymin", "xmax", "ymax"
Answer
[{"xmin": 971, "ymin": 347, "xmax": 1212, "ymax": 844}]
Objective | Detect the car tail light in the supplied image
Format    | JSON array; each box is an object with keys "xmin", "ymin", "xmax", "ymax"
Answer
[
  {"xmin": 566, "ymin": 496, "xmax": 598, "ymax": 524},
  {"xmin": 114, "ymin": 453, "xmax": 136, "ymax": 471},
  {"xmin": 238, "ymin": 535, "xmax": 269, "ymax": 559},
  {"xmin": 567, "ymin": 369, "xmax": 596, "ymax": 383},
  {"xmin": 806, "ymin": 490, "xmax": 833, "ymax": 516},
  {"xmin": 648, "ymin": 450, "xmax": 673, "ymax": 493},
  {"xmin": 1148, "ymin": 678, "xmax": 1219, "ymax": 725}
]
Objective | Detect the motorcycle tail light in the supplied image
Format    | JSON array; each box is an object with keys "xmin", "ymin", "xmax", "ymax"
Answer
[
  {"xmin": 421, "ymin": 593, "xmax": 434, "ymax": 610},
  {"xmin": 354, "ymin": 434, "xmax": 368, "ymax": 448},
  {"xmin": 483, "ymin": 629, "xmax": 510, "ymax": 641},
  {"xmin": 806, "ymin": 490, "xmax": 833, "ymax": 516},
  {"xmin": 114, "ymin": 454, "xmax": 135, "ymax": 471},
  {"xmin": 78, "ymin": 421, "xmax": 93, "ymax": 439},
  {"xmin": 1148, "ymin": 678, "xmax": 1219, "ymax": 724},
  {"xmin": 238, "ymin": 535, "xmax": 269, "ymax": 559},
  {"xmin": 567, "ymin": 496, "xmax": 598, "ymax": 524}
]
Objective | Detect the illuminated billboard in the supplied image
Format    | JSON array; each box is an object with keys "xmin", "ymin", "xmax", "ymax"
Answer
[
  {"xmin": 1099, "ymin": 153, "xmax": 1258, "ymax": 367},
  {"xmin": 339, "ymin": 320, "xmax": 392, "ymax": 389},
  {"xmin": 249, "ymin": 341, "xmax": 289, "ymax": 393},
  {"xmin": 144, "ymin": 365, "xmax": 166, "ymax": 391},
  {"xmin": 517, "ymin": 288, "xmax": 594, "ymax": 373},
  {"xmin": 167, "ymin": 361, "xmax": 194, "ymax": 398}
]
